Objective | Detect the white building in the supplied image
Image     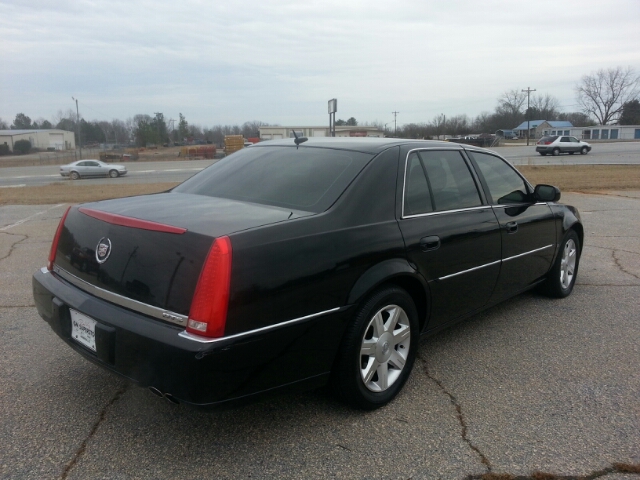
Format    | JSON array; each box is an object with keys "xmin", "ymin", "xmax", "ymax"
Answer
[
  {"xmin": 563, "ymin": 125, "xmax": 640, "ymax": 141},
  {"xmin": 259, "ymin": 125, "xmax": 384, "ymax": 140},
  {"xmin": 0, "ymin": 129, "xmax": 76, "ymax": 152}
]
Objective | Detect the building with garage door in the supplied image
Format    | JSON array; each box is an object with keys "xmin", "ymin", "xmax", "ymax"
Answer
[
  {"xmin": 564, "ymin": 125, "xmax": 640, "ymax": 141},
  {"xmin": 259, "ymin": 125, "xmax": 384, "ymax": 140},
  {"xmin": 0, "ymin": 129, "xmax": 75, "ymax": 152}
]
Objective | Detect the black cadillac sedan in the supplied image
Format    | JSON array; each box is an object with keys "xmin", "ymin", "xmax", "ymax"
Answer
[{"xmin": 33, "ymin": 138, "xmax": 583, "ymax": 410}]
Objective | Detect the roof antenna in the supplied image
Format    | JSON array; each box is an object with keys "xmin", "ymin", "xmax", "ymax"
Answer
[{"xmin": 292, "ymin": 129, "xmax": 308, "ymax": 148}]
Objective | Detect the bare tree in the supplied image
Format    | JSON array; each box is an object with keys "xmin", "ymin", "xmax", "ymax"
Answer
[
  {"xmin": 530, "ymin": 93, "xmax": 560, "ymax": 120},
  {"xmin": 445, "ymin": 114, "xmax": 470, "ymax": 136},
  {"xmin": 241, "ymin": 120, "xmax": 268, "ymax": 138},
  {"xmin": 0, "ymin": 117, "xmax": 9, "ymax": 129},
  {"xmin": 576, "ymin": 66, "xmax": 640, "ymax": 125},
  {"xmin": 498, "ymin": 90, "xmax": 526, "ymax": 116},
  {"xmin": 557, "ymin": 111, "xmax": 596, "ymax": 127},
  {"xmin": 432, "ymin": 114, "xmax": 446, "ymax": 139},
  {"xmin": 471, "ymin": 111, "xmax": 494, "ymax": 133}
]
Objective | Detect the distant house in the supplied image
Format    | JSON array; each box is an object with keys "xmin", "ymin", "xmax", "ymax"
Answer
[
  {"xmin": 513, "ymin": 120, "xmax": 573, "ymax": 139},
  {"xmin": 0, "ymin": 129, "xmax": 75, "ymax": 152}
]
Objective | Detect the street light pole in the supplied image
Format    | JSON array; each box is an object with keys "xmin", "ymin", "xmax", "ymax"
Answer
[{"xmin": 72, "ymin": 97, "xmax": 82, "ymax": 159}]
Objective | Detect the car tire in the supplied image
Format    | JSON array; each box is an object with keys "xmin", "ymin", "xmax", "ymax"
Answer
[
  {"xmin": 333, "ymin": 286, "xmax": 419, "ymax": 410},
  {"xmin": 539, "ymin": 230, "xmax": 581, "ymax": 298},
  {"xmin": 109, "ymin": 170, "xmax": 119, "ymax": 178},
  {"xmin": 552, "ymin": 148, "xmax": 560, "ymax": 156},
  {"xmin": 70, "ymin": 171, "xmax": 80, "ymax": 180},
  {"xmin": 580, "ymin": 147, "xmax": 588, "ymax": 155}
]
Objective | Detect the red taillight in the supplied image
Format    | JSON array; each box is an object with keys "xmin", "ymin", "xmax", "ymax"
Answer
[
  {"xmin": 47, "ymin": 206, "xmax": 71, "ymax": 271},
  {"xmin": 186, "ymin": 236, "xmax": 232, "ymax": 338},
  {"xmin": 545, "ymin": 141, "xmax": 552, "ymax": 145}
]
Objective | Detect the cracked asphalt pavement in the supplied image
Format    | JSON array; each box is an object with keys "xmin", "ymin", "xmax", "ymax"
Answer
[{"xmin": 0, "ymin": 192, "xmax": 638, "ymax": 479}]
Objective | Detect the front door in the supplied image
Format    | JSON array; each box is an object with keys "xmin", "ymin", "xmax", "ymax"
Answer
[{"xmin": 466, "ymin": 150, "xmax": 557, "ymax": 302}]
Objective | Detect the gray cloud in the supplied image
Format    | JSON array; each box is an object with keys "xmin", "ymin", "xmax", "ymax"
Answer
[{"xmin": 1, "ymin": 0, "xmax": 639, "ymax": 126}]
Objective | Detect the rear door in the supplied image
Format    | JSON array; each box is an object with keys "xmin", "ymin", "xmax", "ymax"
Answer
[
  {"xmin": 466, "ymin": 150, "xmax": 556, "ymax": 302},
  {"xmin": 398, "ymin": 148, "xmax": 501, "ymax": 329}
]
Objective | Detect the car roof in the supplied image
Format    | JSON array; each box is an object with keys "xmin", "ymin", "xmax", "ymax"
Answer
[{"xmin": 252, "ymin": 137, "xmax": 461, "ymax": 154}]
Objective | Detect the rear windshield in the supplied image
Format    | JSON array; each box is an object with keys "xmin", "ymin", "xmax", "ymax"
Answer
[
  {"xmin": 539, "ymin": 136, "xmax": 558, "ymax": 143},
  {"xmin": 173, "ymin": 145, "xmax": 374, "ymax": 213}
]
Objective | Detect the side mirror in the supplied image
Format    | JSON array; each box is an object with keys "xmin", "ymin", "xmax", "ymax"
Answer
[{"xmin": 534, "ymin": 184, "xmax": 561, "ymax": 203}]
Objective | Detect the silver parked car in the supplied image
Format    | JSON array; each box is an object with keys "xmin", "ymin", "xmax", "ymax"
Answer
[
  {"xmin": 60, "ymin": 160, "xmax": 128, "ymax": 180},
  {"xmin": 536, "ymin": 135, "xmax": 592, "ymax": 156}
]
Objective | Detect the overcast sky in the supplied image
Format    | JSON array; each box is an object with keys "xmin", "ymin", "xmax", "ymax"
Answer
[{"xmin": 1, "ymin": 0, "xmax": 639, "ymax": 129}]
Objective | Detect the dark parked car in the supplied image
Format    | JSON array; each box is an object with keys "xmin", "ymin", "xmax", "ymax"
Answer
[
  {"xmin": 536, "ymin": 135, "xmax": 592, "ymax": 156},
  {"xmin": 33, "ymin": 138, "xmax": 583, "ymax": 410}
]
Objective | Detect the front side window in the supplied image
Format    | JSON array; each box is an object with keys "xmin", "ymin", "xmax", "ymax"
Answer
[{"xmin": 468, "ymin": 151, "xmax": 529, "ymax": 204}]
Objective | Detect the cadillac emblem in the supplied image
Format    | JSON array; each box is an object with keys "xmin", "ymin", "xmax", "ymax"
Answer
[{"xmin": 95, "ymin": 237, "xmax": 112, "ymax": 264}]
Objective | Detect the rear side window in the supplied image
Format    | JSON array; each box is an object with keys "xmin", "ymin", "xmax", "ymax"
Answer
[
  {"xmin": 403, "ymin": 150, "xmax": 481, "ymax": 215},
  {"xmin": 173, "ymin": 146, "xmax": 373, "ymax": 213},
  {"xmin": 468, "ymin": 151, "xmax": 529, "ymax": 204},
  {"xmin": 540, "ymin": 136, "xmax": 558, "ymax": 143}
]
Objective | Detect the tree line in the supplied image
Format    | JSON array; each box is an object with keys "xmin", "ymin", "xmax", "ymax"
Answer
[{"xmin": 2, "ymin": 66, "xmax": 638, "ymax": 146}]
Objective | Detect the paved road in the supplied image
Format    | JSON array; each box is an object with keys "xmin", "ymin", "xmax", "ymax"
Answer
[
  {"xmin": 1, "ymin": 142, "xmax": 640, "ymax": 188},
  {"xmin": 0, "ymin": 192, "xmax": 638, "ymax": 479},
  {"xmin": 0, "ymin": 159, "xmax": 215, "ymax": 187},
  {"xmin": 493, "ymin": 141, "xmax": 640, "ymax": 166}
]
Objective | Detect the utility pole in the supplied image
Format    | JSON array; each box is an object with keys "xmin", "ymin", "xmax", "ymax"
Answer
[
  {"xmin": 522, "ymin": 87, "xmax": 536, "ymax": 146},
  {"xmin": 154, "ymin": 112, "xmax": 163, "ymax": 145},
  {"xmin": 72, "ymin": 97, "xmax": 82, "ymax": 159},
  {"xmin": 392, "ymin": 111, "xmax": 399, "ymax": 136}
]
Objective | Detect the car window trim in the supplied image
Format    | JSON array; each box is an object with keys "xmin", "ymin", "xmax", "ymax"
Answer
[{"xmin": 402, "ymin": 205, "xmax": 493, "ymax": 220}]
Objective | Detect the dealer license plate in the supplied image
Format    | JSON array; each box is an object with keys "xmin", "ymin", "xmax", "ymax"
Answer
[{"xmin": 70, "ymin": 309, "xmax": 97, "ymax": 352}]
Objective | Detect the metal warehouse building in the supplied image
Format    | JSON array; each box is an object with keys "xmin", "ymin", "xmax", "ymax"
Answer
[
  {"xmin": 259, "ymin": 125, "xmax": 384, "ymax": 140},
  {"xmin": 0, "ymin": 129, "xmax": 75, "ymax": 152}
]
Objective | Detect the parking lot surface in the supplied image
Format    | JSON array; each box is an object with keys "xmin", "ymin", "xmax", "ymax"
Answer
[{"xmin": 0, "ymin": 192, "xmax": 638, "ymax": 479}]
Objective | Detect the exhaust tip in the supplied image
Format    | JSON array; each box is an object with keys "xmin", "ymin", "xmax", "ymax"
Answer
[
  {"xmin": 149, "ymin": 386, "xmax": 180, "ymax": 405},
  {"xmin": 149, "ymin": 386, "xmax": 164, "ymax": 398}
]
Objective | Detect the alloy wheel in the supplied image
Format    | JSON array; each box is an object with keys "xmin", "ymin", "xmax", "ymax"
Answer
[
  {"xmin": 360, "ymin": 304, "xmax": 411, "ymax": 392},
  {"xmin": 560, "ymin": 238, "xmax": 577, "ymax": 290}
]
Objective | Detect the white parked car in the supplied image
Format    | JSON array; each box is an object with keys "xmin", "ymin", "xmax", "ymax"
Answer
[
  {"xmin": 60, "ymin": 160, "xmax": 128, "ymax": 180},
  {"xmin": 536, "ymin": 136, "xmax": 592, "ymax": 156}
]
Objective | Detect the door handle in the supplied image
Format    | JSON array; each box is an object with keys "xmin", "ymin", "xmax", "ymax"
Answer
[
  {"xmin": 419, "ymin": 235, "xmax": 440, "ymax": 251},
  {"xmin": 506, "ymin": 221, "xmax": 518, "ymax": 234}
]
